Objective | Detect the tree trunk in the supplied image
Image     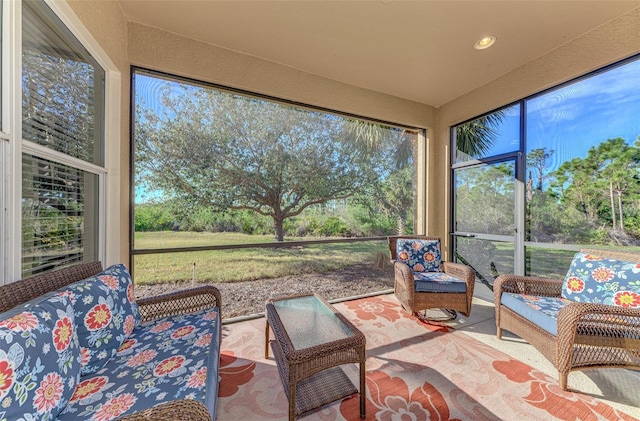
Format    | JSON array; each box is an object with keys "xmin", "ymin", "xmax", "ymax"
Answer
[
  {"xmin": 609, "ymin": 182, "xmax": 617, "ymax": 229},
  {"xmin": 274, "ymin": 217, "xmax": 285, "ymax": 242},
  {"xmin": 536, "ymin": 169, "xmax": 543, "ymax": 191},
  {"xmin": 617, "ymin": 190, "xmax": 624, "ymax": 231},
  {"xmin": 579, "ymin": 191, "xmax": 588, "ymax": 220},
  {"xmin": 397, "ymin": 216, "xmax": 406, "ymax": 235},
  {"xmin": 526, "ymin": 170, "xmax": 533, "ymax": 201}
]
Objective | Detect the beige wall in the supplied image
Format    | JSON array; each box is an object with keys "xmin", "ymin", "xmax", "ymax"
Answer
[
  {"xmin": 432, "ymin": 7, "xmax": 640, "ymax": 257},
  {"xmin": 127, "ymin": 23, "xmax": 435, "ymax": 131}
]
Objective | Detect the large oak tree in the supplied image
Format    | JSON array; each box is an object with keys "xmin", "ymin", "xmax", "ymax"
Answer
[{"xmin": 136, "ymin": 84, "xmax": 393, "ymax": 241}]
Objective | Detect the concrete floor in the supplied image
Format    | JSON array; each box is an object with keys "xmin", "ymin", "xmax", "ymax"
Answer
[{"xmin": 448, "ymin": 281, "xmax": 640, "ymax": 417}]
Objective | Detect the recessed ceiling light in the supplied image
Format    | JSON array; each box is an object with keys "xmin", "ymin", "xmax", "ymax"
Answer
[{"xmin": 474, "ymin": 36, "xmax": 496, "ymax": 50}]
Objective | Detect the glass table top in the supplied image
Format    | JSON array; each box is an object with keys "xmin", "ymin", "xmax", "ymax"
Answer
[{"xmin": 273, "ymin": 295, "xmax": 354, "ymax": 350}]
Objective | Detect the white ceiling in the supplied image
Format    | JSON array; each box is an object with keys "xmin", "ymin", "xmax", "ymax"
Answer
[{"xmin": 118, "ymin": 1, "xmax": 640, "ymax": 108}]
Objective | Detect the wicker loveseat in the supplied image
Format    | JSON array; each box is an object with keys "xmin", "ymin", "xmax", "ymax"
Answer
[
  {"xmin": 0, "ymin": 262, "xmax": 222, "ymax": 421},
  {"xmin": 388, "ymin": 235, "xmax": 475, "ymax": 318},
  {"xmin": 494, "ymin": 248, "xmax": 640, "ymax": 391}
]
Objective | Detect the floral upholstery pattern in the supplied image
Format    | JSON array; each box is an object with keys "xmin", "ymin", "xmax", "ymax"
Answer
[
  {"xmin": 562, "ymin": 252, "xmax": 640, "ymax": 308},
  {"xmin": 396, "ymin": 239, "xmax": 442, "ymax": 272},
  {"xmin": 59, "ymin": 264, "xmax": 141, "ymax": 376},
  {"xmin": 500, "ymin": 293, "xmax": 571, "ymax": 335},
  {"xmin": 413, "ymin": 272, "xmax": 467, "ymax": 293},
  {"xmin": 0, "ymin": 292, "xmax": 81, "ymax": 420},
  {"xmin": 57, "ymin": 307, "xmax": 220, "ymax": 421}
]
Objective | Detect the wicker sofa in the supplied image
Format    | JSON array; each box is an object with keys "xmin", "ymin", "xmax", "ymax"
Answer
[
  {"xmin": 494, "ymin": 248, "xmax": 640, "ymax": 391},
  {"xmin": 0, "ymin": 262, "xmax": 222, "ymax": 421}
]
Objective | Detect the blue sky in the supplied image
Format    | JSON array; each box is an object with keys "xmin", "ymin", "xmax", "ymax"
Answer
[
  {"xmin": 526, "ymin": 58, "xmax": 640, "ymax": 172},
  {"xmin": 134, "ymin": 73, "xmax": 168, "ymax": 117},
  {"xmin": 462, "ymin": 59, "xmax": 640, "ymax": 171},
  {"xmin": 133, "ymin": 74, "xmax": 166, "ymax": 203},
  {"xmin": 486, "ymin": 60, "xmax": 640, "ymax": 171},
  {"xmin": 484, "ymin": 58, "xmax": 640, "ymax": 174}
]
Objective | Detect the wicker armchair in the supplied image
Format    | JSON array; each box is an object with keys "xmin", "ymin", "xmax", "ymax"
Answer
[
  {"xmin": 494, "ymin": 248, "xmax": 640, "ymax": 391},
  {"xmin": 388, "ymin": 235, "xmax": 475, "ymax": 317}
]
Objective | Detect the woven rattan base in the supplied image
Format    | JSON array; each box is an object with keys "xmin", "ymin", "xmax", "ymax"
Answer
[
  {"xmin": 271, "ymin": 341, "xmax": 358, "ymax": 416},
  {"xmin": 266, "ymin": 293, "xmax": 366, "ymax": 420},
  {"xmin": 494, "ymin": 247, "xmax": 640, "ymax": 391}
]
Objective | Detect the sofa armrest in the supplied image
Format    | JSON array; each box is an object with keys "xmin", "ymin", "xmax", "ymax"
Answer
[
  {"xmin": 117, "ymin": 399, "xmax": 211, "ymax": 421},
  {"xmin": 556, "ymin": 302, "xmax": 640, "ymax": 380},
  {"xmin": 137, "ymin": 285, "xmax": 222, "ymax": 324},
  {"xmin": 494, "ymin": 274, "xmax": 562, "ymax": 304}
]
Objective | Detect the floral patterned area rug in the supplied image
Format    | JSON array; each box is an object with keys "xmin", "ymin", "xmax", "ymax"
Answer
[{"xmin": 216, "ymin": 295, "xmax": 638, "ymax": 421}]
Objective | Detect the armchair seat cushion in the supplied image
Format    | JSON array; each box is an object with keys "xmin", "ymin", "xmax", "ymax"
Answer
[
  {"xmin": 501, "ymin": 293, "xmax": 571, "ymax": 336},
  {"xmin": 414, "ymin": 272, "xmax": 467, "ymax": 293},
  {"xmin": 57, "ymin": 306, "xmax": 220, "ymax": 421}
]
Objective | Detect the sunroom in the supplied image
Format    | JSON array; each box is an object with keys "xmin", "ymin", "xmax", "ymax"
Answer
[{"xmin": 1, "ymin": 1, "xmax": 639, "ymax": 420}]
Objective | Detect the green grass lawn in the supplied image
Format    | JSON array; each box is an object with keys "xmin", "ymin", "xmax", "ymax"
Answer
[
  {"xmin": 133, "ymin": 231, "xmax": 388, "ymax": 285},
  {"xmin": 133, "ymin": 231, "xmax": 639, "ymax": 285}
]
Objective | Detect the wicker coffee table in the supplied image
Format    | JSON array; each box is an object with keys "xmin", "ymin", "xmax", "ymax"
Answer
[{"xmin": 265, "ymin": 293, "xmax": 366, "ymax": 420}]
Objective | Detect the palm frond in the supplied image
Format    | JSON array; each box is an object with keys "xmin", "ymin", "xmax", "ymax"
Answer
[{"xmin": 455, "ymin": 110, "xmax": 506, "ymax": 158}]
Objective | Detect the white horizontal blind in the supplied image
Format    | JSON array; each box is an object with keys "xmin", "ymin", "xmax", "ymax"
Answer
[
  {"xmin": 21, "ymin": 0, "xmax": 104, "ymax": 166},
  {"xmin": 21, "ymin": 153, "xmax": 98, "ymax": 277}
]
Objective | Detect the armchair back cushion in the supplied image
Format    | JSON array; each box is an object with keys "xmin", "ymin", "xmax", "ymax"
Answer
[
  {"xmin": 0, "ymin": 292, "xmax": 81, "ymax": 420},
  {"xmin": 396, "ymin": 239, "xmax": 442, "ymax": 272},
  {"xmin": 561, "ymin": 251, "xmax": 640, "ymax": 308},
  {"xmin": 60, "ymin": 264, "xmax": 141, "ymax": 375}
]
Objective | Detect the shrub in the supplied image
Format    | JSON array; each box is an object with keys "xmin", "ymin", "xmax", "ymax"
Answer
[
  {"xmin": 134, "ymin": 204, "xmax": 174, "ymax": 231},
  {"xmin": 315, "ymin": 216, "xmax": 349, "ymax": 236}
]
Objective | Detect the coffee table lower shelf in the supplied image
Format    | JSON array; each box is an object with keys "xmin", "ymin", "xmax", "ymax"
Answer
[{"xmin": 270, "ymin": 341, "xmax": 359, "ymax": 418}]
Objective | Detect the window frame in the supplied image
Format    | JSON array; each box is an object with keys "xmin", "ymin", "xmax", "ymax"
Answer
[
  {"xmin": 1, "ymin": 0, "xmax": 121, "ymax": 284},
  {"xmin": 450, "ymin": 53, "xmax": 640, "ymax": 277},
  {"xmin": 129, "ymin": 66, "xmax": 427, "ymax": 275}
]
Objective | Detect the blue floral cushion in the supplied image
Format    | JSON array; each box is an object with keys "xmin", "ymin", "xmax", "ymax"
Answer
[
  {"xmin": 397, "ymin": 239, "xmax": 442, "ymax": 272},
  {"xmin": 561, "ymin": 252, "xmax": 640, "ymax": 308},
  {"xmin": 57, "ymin": 307, "xmax": 220, "ymax": 421},
  {"xmin": 0, "ymin": 292, "xmax": 81, "ymax": 420},
  {"xmin": 500, "ymin": 293, "xmax": 571, "ymax": 335},
  {"xmin": 60, "ymin": 264, "xmax": 141, "ymax": 376},
  {"xmin": 413, "ymin": 272, "xmax": 466, "ymax": 293}
]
